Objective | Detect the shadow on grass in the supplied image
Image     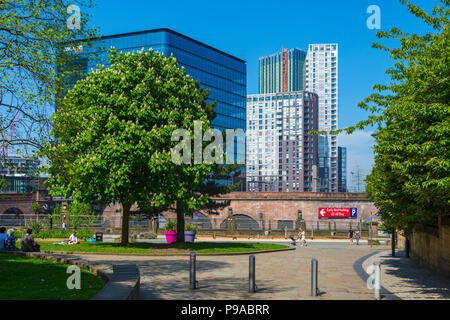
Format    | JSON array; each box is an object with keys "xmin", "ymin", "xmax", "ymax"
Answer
[
  {"xmin": 0, "ymin": 254, "xmax": 104, "ymax": 300},
  {"xmin": 37, "ymin": 241, "xmax": 288, "ymax": 254}
]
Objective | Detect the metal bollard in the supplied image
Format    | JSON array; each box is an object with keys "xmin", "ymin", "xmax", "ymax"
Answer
[
  {"xmin": 190, "ymin": 252, "xmax": 198, "ymax": 289},
  {"xmin": 311, "ymin": 258, "xmax": 318, "ymax": 296},
  {"xmin": 249, "ymin": 255, "xmax": 256, "ymax": 293},
  {"xmin": 373, "ymin": 261, "xmax": 381, "ymax": 299}
]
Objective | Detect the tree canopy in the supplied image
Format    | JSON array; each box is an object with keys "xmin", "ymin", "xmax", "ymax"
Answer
[
  {"xmin": 345, "ymin": 0, "xmax": 449, "ymax": 234},
  {"xmin": 41, "ymin": 48, "xmax": 213, "ymax": 244},
  {"xmin": 0, "ymin": 0, "xmax": 99, "ymax": 155}
]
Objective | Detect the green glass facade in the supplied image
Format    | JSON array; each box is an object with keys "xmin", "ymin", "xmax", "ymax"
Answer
[
  {"xmin": 258, "ymin": 49, "xmax": 306, "ymax": 94},
  {"xmin": 62, "ymin": 28, "xmax": 246, "ymax": 132}
]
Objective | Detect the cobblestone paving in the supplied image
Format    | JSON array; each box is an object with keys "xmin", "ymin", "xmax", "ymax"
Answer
[
  {"xmin": 56, "ymin": 244, "xmax": 382, "ymax": 300},
  {"xmin": 363, "ymin": 251, "xmax": 450, "ymax": 300}
]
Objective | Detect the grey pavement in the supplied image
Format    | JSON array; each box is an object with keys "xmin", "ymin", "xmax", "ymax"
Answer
[
  {"xmin": 52, "ymin": 242, "xmax": 382, "ymax": 300},
  {"xmin": 363, "ymin": 250, "xmax": 450, "ymax": 300},
  {"xmin": 46, "ymin": 242, "xmax": 450, "ymax": 300}
]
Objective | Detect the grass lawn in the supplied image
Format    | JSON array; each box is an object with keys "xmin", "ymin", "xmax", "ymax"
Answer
[
  {"xmin": 0, "ymin": 254, "xmax": 105, "ymax": 300},
  {"xmin": 18, "ymin": 241, "xmax": 290, "ymax": 254}
]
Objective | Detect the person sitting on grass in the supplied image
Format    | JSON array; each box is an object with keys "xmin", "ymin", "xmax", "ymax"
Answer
[
  {"xmin": 5, "ymin": 229, "xmax": 19, "ymax": 251},
  {"xmin": 0, "ymin": 227, "xmax": 7, "ymax": 251},
  {"xmin": 21, "ymin": 229, "xmax": 40, "ymax": 252},
  {"xmin": 65, "ymin": 232, "xmax": 79, "ymax": 245}
]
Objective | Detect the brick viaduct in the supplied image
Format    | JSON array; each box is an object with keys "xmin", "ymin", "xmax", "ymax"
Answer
[
  {"xmin": 0, "ymin": 191, "xmax": 378, "ymax": 229},
  {"xmin": 102, "ymin": 192, "xmax": 379, "ymax": 229}
]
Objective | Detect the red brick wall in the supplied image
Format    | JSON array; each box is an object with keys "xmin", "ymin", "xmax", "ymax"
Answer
[{"xmin": 102, "ymin": 192, "xmax": 378, "ymax": 229}]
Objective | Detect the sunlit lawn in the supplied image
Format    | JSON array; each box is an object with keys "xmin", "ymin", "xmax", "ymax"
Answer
[
  {"xmin": 0, "ymin": 254, "xmax": 105, "ymax": 300},
  {"xmin": 18, "ymin": 241, "xmax": 289, "ymax": 254}
]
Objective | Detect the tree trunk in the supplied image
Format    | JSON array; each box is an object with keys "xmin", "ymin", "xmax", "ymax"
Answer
[
  {"xmin": 176, "ymin": 201, "xmax": 185, "ymax": 243},
  {"xmin": 121, "ymin": 202, "xmax": 131, "ymax": 245}
]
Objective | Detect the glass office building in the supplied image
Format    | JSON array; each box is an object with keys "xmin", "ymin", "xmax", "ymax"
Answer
[
  {"xmin": 62, "ymin": 28, "xmax": 246, "ymax": 132},
  {"xmin": 60, "ymin": 29, "xmax": 247, "ymax": 188},
  {"xmin": 0, "ymin": 156, "xmax": 42, "ymax": 193}
]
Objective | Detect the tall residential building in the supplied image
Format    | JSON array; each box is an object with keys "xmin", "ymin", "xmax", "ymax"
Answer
[
  {"xmin": 246, "ymin": 91, "xmax": 318, "ymax": 192},
  {"xmin": 304, "ymin": 43, "xmax": 338, "ymax": 192},
  {"xmin": 337, "ymin": 146, "xmax": 347, "ymax": 192},
  {"xmin": 258, "ymin": 49, "xmax": 306, "ymax": 94}
]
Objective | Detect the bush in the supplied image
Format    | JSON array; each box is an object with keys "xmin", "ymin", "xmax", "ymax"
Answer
[
  {"xmin": 28, "ymin": 221, "xmax": 45, "ymax": 234},
  {"xmin": 165, "ymin": 220, "xmax": 177, "ymax": 231},
  {"xmin": 185, "ymin": 223, "xmax": 197, "ymax": 232},
  {"xmin": 15, "ymin": 229, "xmax": 94, "ymax": 240}
]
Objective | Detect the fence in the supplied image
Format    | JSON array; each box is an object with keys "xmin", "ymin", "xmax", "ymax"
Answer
[
  {"xmin": 0, "ymin": 214, "xmax": 372, "ymax": 237},
  {"xmin": 161, "ymin": 216, "xmax": 370, "ymax": 233}
]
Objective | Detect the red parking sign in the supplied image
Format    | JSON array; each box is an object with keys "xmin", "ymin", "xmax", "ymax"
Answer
[{"xmin": 318, "ymin": 208, "xmax": 357, "ymax": 219}]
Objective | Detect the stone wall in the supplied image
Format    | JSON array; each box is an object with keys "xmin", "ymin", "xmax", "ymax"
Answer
[{"xmin": 410, "ymin": 216, "xmax": 450, "ymax": 277}]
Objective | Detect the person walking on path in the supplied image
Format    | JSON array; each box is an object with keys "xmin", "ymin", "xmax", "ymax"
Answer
[
  {"xmin": 348, "ymin": 227, "xmax": 354, "ymax": 245},
  {"xmin": 296, "ymin": 228, "xmax": 302, "ymax": 246},
  {"xmin": 355, "ymin": 230, "xmax": 360, "ymax": 245},
  {"xmin": 300, "ymin": 229, "xmax": 307, "ymax": 247}
]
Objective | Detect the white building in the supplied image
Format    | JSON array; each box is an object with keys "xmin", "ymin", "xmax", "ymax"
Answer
[
  {"xmin": 246, "ymin": 91, "xmax": 318, "ymax": 192},
  {"xmin": 304, "ymin": 43, "xmax": 338, "ymax": 192}
]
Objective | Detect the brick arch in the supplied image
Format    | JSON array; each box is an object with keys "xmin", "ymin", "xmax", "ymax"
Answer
[
  {"xmin": 0, "ymin": 201, "xmax": 34, "ymax": 216},
  {"xmin": 0, "ymin": 207, "xmax": 27, "ymax": 226},
  {"xmin": 219, "ymin": 214, "xmax": 260, "ymax": 230}
]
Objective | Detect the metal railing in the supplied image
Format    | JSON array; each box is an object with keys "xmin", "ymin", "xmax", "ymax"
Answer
[{"xmin": 0, "ymin": 214, "xmax": 371, "ymax": 233}]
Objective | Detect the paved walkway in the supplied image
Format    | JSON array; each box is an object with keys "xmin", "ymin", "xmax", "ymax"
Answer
[
  {"xmin": 49, "ymin": 243, "xmax": 381, "ymax": 300},
  {"xmin": 46, "ymin": 243, "xmax": 449, "ymax": 300},
  {"xmin": 363, "ymin": 251, "xmax": 450, "ymax": 300}
]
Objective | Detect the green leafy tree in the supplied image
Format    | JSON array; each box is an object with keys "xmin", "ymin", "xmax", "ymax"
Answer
[
  {"xmin": 146, "ymin": 90, "xmax": 243, "ymax": 242},
  {"xmin": 31, "ymin": 202, "xmax": 41, "ymax": 215},
  {"xmin": 67, "ymin": 200, "xmax": 97, "ymax": 229},
  {"xmin": 41, "ymin": 48, "xmax": 212, "ymax": 244},
  {"xmin": 0, "ymin": 0, "xmax": 100, "ymax": 154},
  {"xmin": 339, "ymin": 0, "xmax": 449, "ymax": 240},
  {"xmin": 0, "ymin": 178, "xmax": 6, "ymax": 190}
]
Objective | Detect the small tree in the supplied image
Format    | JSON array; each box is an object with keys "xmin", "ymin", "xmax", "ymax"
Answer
[
  {"xmin": 0, "ymin": 178, "xmax": 6, "ymax": 190},
  {"xmin": 67, "ymin": 200, "xmax": 97, "ymax": 229},
  {"xmin": 31, "ymin": 202, "xmax": 41, "ymax": 215}
]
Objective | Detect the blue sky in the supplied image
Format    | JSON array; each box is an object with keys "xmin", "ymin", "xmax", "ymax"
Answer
[{"xmin": 83, "ymin": 0, "xmax": 436, "ymax": 190}]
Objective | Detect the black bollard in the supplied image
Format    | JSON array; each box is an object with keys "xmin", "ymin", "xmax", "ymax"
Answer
[
  {"xmin": 311, "ymin": 258, "xmax": 318, "ymax": 296},
  {"xmin": 190, "ymin": 252, "xmax": 197, "ymax": 289},
  {"xmin": 249, "ymin": 255, "xmax": 256, "ymax": 293}
]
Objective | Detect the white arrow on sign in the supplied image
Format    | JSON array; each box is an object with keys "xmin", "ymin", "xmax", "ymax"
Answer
[{"xmin": 320, "ymin": 209, "xmax": 326, "ymax": 217}]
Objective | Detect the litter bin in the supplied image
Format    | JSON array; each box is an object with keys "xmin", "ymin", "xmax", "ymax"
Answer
[{"xmin": 95, "ymin": 232, "xmax": 103, "ymax": 242}]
